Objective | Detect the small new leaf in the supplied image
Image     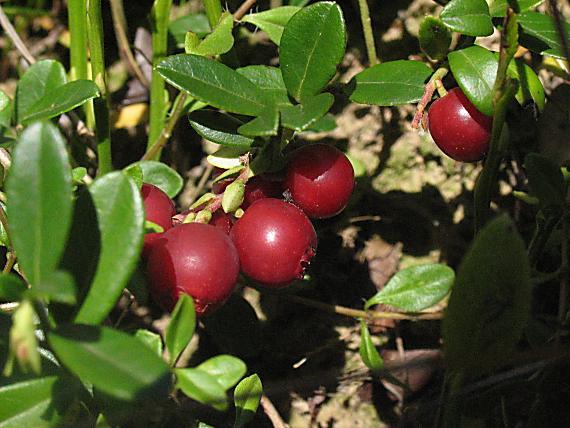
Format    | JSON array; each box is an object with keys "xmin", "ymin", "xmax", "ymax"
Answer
[
  {"xmin": 234, "ymin": 374, "xmax": 263, "ymax": 428},
  {"xmin": 222, "ymin": 181, "xmax": 246, "ymax": 213},
  {"xmin": 166, "ymin": 294, "xmax": 196, "ymax": 366},
  {"xmin": 359, "ymin": 320, "xmax": 383, "ymax": 374}
]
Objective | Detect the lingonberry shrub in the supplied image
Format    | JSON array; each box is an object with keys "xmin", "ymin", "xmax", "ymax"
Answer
[
  {"xmin": 146, "ymin": 222, "xmax": 240, "ymax": 316},
  {"xmin": 141, "ymin": 183, "xmax": 176, "ymax": 257},
  {"xmin": 427, "ymin": 88, "xmax": 493, "ymax": 163},
  {"xmin": 230, "ymin": 198, "xmax": 317, "ymax": 287},
  {"xmin": 285, "ymin": 144, "xmax": 355, "ymax": 219}
]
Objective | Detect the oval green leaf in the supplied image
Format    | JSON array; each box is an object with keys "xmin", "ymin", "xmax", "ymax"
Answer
[
  {"xmin": 507, "ymin": 59, "xmax": 545, "ymax": 111},
  {"xmin": 419, "ymin": 16, "xmax": 452, "ymax": 61},
  {"xmin": 448, "ymin": 45, "xmax": 498, "ymax": 116},
  {"xmin": 237, "ymin": 66, "xmax": 290, "ymax": 106},
  {"xmin": 196, "ymin": 355, "xmax": 247, "ymax": 391},
  {"xmin": 241, "ymin": 6, "xmax": 301, "ymax": 45},
  {"xmin": 165, "ymin": 294, "xmax": 196, "ymax": 366},
  {"xmin": 74, "ymin": 172, "xmax": 144, "ymax": 324},
  {"xmin": 237, "ymin": 108, "xmax": 280, "ymax": 137},
  {"xmin": 187, "ymin": 12, "xmax": 234, "ymax": 57},
  {"xmin": 280, "ymin": 1, "xmax": 346, "ymax": 102},
  {"xmin": 442, "ymin": 214, "xmax": 532, "ymax": 374},
  {"xmin": 440, "ymin": 0, "xmax": 493, "ymax": 37},
  {"xmin": 365, "ymin": 264, "xmax": 454, "ymax": 312},
  {"xmin": 349, "ymin": 60, "xmax": 433, "ymax": 106},
  {"xmin": 519, "ymin": 12, "xmax": 570, "ymax": 59},
  {"xmin": 157, "ymin": 54, "xmax": 267, "ymax": 116},
  {"xmin": 20, "ymin": 80, "xmax": 99, "ymax": 125},
  {"xmin": 6, "ymin": 122, "xmax": 73, "ymax": 286},
  {"xmin": 189, "ymin": 110, "xmax": 254, "ymax": 149},
  {"xmin": 14, "ymin": 59, "xmax": 67, "ymax": 124},
  {"xmin": 488, "ymin": 0, "xmax": 543, "ymax": 17},
  {"xmin": 234, "ymin": 374, "xmax": 262, "ymax": 428},
  {"xmin": 134, "ymin": 329, "xmax": 163, "ymax": 358},
  {"xmin": 0, "ymin": 274, "xmax": 26, "ymax": 302},
  {"xmin": 49, "ymin": 324, "xmax": 171, "ymax": 401},
  {"xmin": 0, "ymin": 90, "xmax": 10, "ymax": 129},
  {"xmin": 359, "ymin": 320, "xmax": 383, "ymax": 374},
  {"xmin": 175, "ymin": 367, "xmax": 228, "ymax": 411},
  {"xmin": 280, "ymin": 92, "xmax": 334, "ymax": 132},
  {"xmin": 129, "ymin": 160, "xmax": 183, "ymax": 197},
  {"xmin": 169, "ymin": 13, "xmax": 210, "ymax": 47}
]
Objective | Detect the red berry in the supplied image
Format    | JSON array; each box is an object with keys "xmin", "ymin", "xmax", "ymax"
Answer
[
  {"xmin": 230, "ymin": 198, "xmax": 317, "ymax": 287},
  {"xmin": 146, "ymin": 223, "xmax": 240, "ymax": 316},
  {"xmin": 285, "ymin": 144, "xmax": 355, "ymax": 219},
  {"xmin": 210, "ymin": 210, "xmax": 234, "ymax": 235},
  {"xmin": 427, "ymin": 87, "xmax": 493, "ymax": 162},
  {"xmin": 141, "ymin": 183, "xmax": 175, "ymax": 258},
  {"xmin": 242, "ymin": 175, "xmax": 283, "ymax": 209}
]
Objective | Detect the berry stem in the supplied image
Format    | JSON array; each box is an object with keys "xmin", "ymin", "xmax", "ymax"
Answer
[
  {"xmin": 412, "ymin": 66, "xmax": 448, "ymax": 130},
  {"xmin": 357, "ymin": 0, "xmax": 379, "ymax": 66}
]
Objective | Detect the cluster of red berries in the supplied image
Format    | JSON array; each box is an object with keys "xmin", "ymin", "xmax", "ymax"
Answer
[{"xmin": 141, "ymin": 144, "xmax": 355, "ymax": 316}]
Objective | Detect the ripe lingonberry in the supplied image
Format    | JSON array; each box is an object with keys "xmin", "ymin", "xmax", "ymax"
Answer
[
  {"xmin": 230, "ymin": 198, "xmax": 317, "ymax": 287},
  {"xmin": 146, "ymin": 223, "xmax": 240, "ymax": 316},
  {"xmin": 242, "ymin": 175, "xmax": 283, "ymax": 209},
  {"xmin": 141, "ymin": 183, "xmax": 175, "ymax": 258},
  {"xmin": 210, "ymin": 210, "xmax": 234, "ymax": 235},
  {"xmin": 285, "ymin": 144, "xmax": 355, "ymax": 219},
  {"xmin": 427, "ymin": 87, "xmax": 493, "ymax": 162}
]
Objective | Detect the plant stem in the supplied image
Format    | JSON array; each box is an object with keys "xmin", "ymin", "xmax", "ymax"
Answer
[
  {"xmin": 260, "ymin": 395, "xmax": 289, "ymax": 428},
  {"xmin": 203, "ymin": 0, "xmax": 223, "ymax": 28},
  {"xmin": 148, "ymin": 0, "xmax": 173, "ymax": 157},
  {"xmin": 234, "ymin": 0, "xmax": 257, "ymax": 21},
  {"xmin": 87, "ymin": 0, "xmax": 112, "ymax": 175},
  {"xmin": 411, "ymin": 67, "xmax": 448, "ymax": 129},
  {"xmin": 0, "ymin": 4, "xmax": 35, "ymax": 65},
  {"xmin": 357, "ymin": 0, "xmax": 379, "ymax": 65}
]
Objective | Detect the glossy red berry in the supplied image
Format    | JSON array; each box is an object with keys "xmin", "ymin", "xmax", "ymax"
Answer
[
  {"xmin": 242, "ymin": 175, "xmax": 283, "ymax": 209},
  {"xmin": 285, "ymin": 144, "xmax": 355, "ymax": 219},
  {"xmin": 146, "ymin": 223, "xmax": 240, "ymax": 316},
  {"xmin": 141, "ymin": 183, "xmax": 175, "ymax": 258},
  {"xmin": 210, "ymin": 210, "xmax": 234, "ymax": 235},
  {"xmin": 230, "ymin": 198, "xmax": 317, "ymax": 287},
  {"xmin": 427, "ymin": 87, "xmax": 493, "ymax": 162}
]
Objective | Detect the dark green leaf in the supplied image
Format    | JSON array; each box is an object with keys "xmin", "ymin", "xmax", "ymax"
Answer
[
  {"xmin": 365, "ymin": 264, "xmax": 454, "ymax": 312},
  {"xmin": 280, "ymin": 92, "xmax": 334, "ymax": 132},
  {"xmin": 75, "ymin": 172, "xmax": 144, "ymax": 324},
  {"xmin": 186, "ymin": 12, "xmax": 234, "ymax": 56},
  {"xmin": 49, "ymin": 324, "xmax": 171, "ymax": 401},
  {"xmin": 359, "ymin": 320, "xmax": 383, "ymax": 374},
  {"xmin": 448, "ymin": 45, "xmax": 498, "ymax": 115},
  {"xmin": 175, "ymin": 368, "xmax": 228, "ymax": 411},
  {"xmin": 0, "ymin": 90, "xmax": 10, "ymax": 129},
  {"xmin": 157, "ymin": 54, "xmax": 267, "ymax": 115},
  {"xmin": 134, "ymin": 329, "xmax": 163, "ymax": 358},
  {"xmin": 305, "ymin": 113, "xmax": 336, "ymax": 132},
  {"xmin": 419, "ymin": 16, "xmax": 452, "ymax": 61},
  {"xmin": 0, "ymin": 274, "xmax": 26, "ymax": 302},
  {"xmin": 196, "ymin": 355, "xmax": 246, "ymax": 390},
  {"xmin": 6, "ymin": 122, "xmax": 73, "ymax": 286},
  {"xmin": 488, "ymin": 0, "xmax": 543, "ymax": 17},
  {"xmin": 237, "ymin": 66, "xmax": 290, "ymax": 106},
  {"xmin": 519, "ymin": 12, "xmax": 570, "ymax": 59},
  {"xmin": 280, "ymin": 1, "xmax": 346, "ymax": 102},
  {"xmin": 31, "ymin": 270, "xmax": 76, "ymax": 305},
  {"xmin": 525, "ymin": 153, "xmax": 566, "ymax": 208},
  {"xmin": 237, "ymin": 108, "xmax": 279, "ymax": 137},
  {"xmin": 131, "ymin": 160, "xmax": 184, "ymax": 198},
  {"xmin": 189, "ymin": 110, "xmax": 254, "ymax": 149},
  {"xmin": 241, "ymin": 6, "xmax": 301, "ymax": 45},
  {"xmin": 14, "ymin": 59, "xmax": 67, "ymax": 124},
  {"xmin": 165, "ymin": 294, "xmax": 196, "ymax": 366},
  {"xmin": 169, "ymin": 13, "xmax": 210, "ymax": 47},
  {"xmin": 234, "ymin": 374, "xmax": 262, "ymax": 428},
  {"xmin": 507, "ymin": 59, "xmax": 545, "ymax": 111},
  {"xmin": 440, "ymin": 0, "xmax": 493, "ymax": 37},
  {"xmin": 20, "ymin": 80, "xmax": 99, "ymax": 125},
  {"xmin": 349, "ymin": 60, "xmax": 432, "ymax": 106},
  {"xmin": 443, "ymin": 214, "xmax": 532, "ymax": 374}
]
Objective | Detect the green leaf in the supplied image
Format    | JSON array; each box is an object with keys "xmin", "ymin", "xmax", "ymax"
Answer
[
  {"xmin": 129, "ymin": 160, "xmax": 184, "ymax": 198},
  {"xmin": 234, "ymin": 374, "xmax": 262, "ymax": 428},
  {"xmin": 419, "ymin": 16, "xmax": 452, "ymax": 61},
  {"xmin": 237, "ymin": 108, "xmax": 279, "ymax": 137},
  {"xmin": 348, "ymin": 60, "xmax": 433, "ymax": 106},
  {"xmin": 305, "ymin": 113, "xmax": 337, "ymax": 133},
  {"xmin": 448, "ymin": 45, "xmax": 498, "ymax": 116},
  {"xmin": 0, "ymin": 274, "xmax": 26, "ymax": 302},
  {"xmin": 123, "ymin": 164, "xmax": 143, "ymax": 190},
  {"xmin": 365, "ymin": 264, "xmax": 455, "ymax": 312},
  {"xmin": 189, "ymin": 110, "xmax": 254, "ymax": 149},
  {"xmin": 222, "ymin": 181, "xmax": 245, "ymax": 213},
  {"xmin": 49, "ymin": 324, "xmax": 171, "ymax": 401},
  {"xmin": 157, "ymin": 54, "xmax": 267, "ymax": 116},
  {"xmin": 20, "ymin": 80, "xmax": 99, "ymax": 125},
  {"xmin": 441, "ymin": 0, "xmax": 493, "ymax": 37},
  {"xmin": 241, "ymin": 6, "xmax": 301, "ymax": 45},
  {"xmin": 6, "ymin": 122, "xmax": 73, "ymax": 286},
  {"xmin": 145, "ymin": 220, "xmax": 164, "ymax": 234},
  {"xmin": 237, "ymin": 66, "xmax": 290, "ymax": 106},
  {"xmin": 0, "ymin": 90, "xmax": 11, "ymax": 129},
  {"xmin": 207, "ymin": 146, "xmax": 248, "ymax": 169},
  {"xmin": 75, "ymin": 172, "xmax": 144, "ymax": 324},
  {"xmin": 519, "ymin": 11, "xmax": 570, "ymax": 59},
  {"xmin": 14, "ymin": 59, "xmax": 67, "ymax": 124},
  {"xmin": 165, "ymin": 294, "xmax": 196, "ymax": 366},
  {"xmin": 196, "ymin": 355, "xmax": 246, "ymax": 390},
  {"xmin": 359, "ymin": 320, "xmax": 383, "ymax": 374},
  {"xmin": 525, "ymin": 153, "xmax": 566, "ymax": 209},
  {"xmin": 134, "ymin": 329, "xmax": 163, "ymax": 358},
  {"xmin": 507, "ymin": 59, "xmax": 545, "ymax": 111},
  {"xmin": 186, "ymin": 12, "xmax": 234, "ymax": 56},
  {"xmin": 280, "ymin": 1, "xmax": 346, "ymax": 102},
  {"xmin": 488, "ymin": 0, "xmax": 543, "ymax": 17},
  {"xmin": 71, "ymin": 167, "xmax": 88, "ymax": 185},
  {"xmin": 31, "ymin": 270, "xmax": 77, "ymax": 305},
  {"xmin": 280, "ymin": 92, "xmax": 334, "ymax": 132},
  {"xmin": 442, "ymin": 214, "xmax": 532, "ymax": 374},
  {"xmin": 169, "ymin": 13, "xmax": 210, "ymax": 47},
  {"xmin": 175, "ymin": 367, "xmax": 228, "ymax": 411}
]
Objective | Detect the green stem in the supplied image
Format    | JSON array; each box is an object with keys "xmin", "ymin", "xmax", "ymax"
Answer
[
  {"xmin": 87, "ymin": 0, "xmax": 112, "ymax": 175},
  {"xmin": 357, "ymin": 0, "xmax": 379, "ymax": 65},
  {"xmin": 203, "ymin": 0, "xmax": 223, "ymax": 28},
  {"xmin": 147, "ymin": 0, "xmax": 173, "ymax": 157}
]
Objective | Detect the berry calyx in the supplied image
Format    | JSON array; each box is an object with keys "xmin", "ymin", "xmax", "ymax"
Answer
[
  {"xmin": 285, "ymin": 144, "xmax": 355, "ymax": 219},
  {"xmin": 427, "ymin": 87, "xmax": 493, "ymax": 162},
  {"xmin": 230, "ymin": 198, "xmax": 317, "ymax": 287},
  {"xmin": 146, "ymin": 222, "xmax": 240, "ymax": 316},
  {"xmin": 141, "ymin": 183, "xmax": 176, "ymax": 258}
]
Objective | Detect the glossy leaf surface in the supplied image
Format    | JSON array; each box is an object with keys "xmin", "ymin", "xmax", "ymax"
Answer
[
  {"xmin": 242, "ymin": 6, "xmax": 300, "ymax": 45},
  {"xmin": 189, "ymin": 110, "xmax": 254, "ymax": 149},
  {"xmin": 165, "ymin": 295, "xmax": 196, "ymax": 366},
  {"xmin": 234, "ymin": 374, "xmax": 262, "ymax": 428},
  {"xmin": 440, "ymin": 0, "xmax": 493, "ymax": 37},
  {"xmin": 195, "ymin": 355, "xmax": 246, "ymax": 390},
  {"xmin": 175, "ymin": 368, "xmax": 227, "ymax": 411}
]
